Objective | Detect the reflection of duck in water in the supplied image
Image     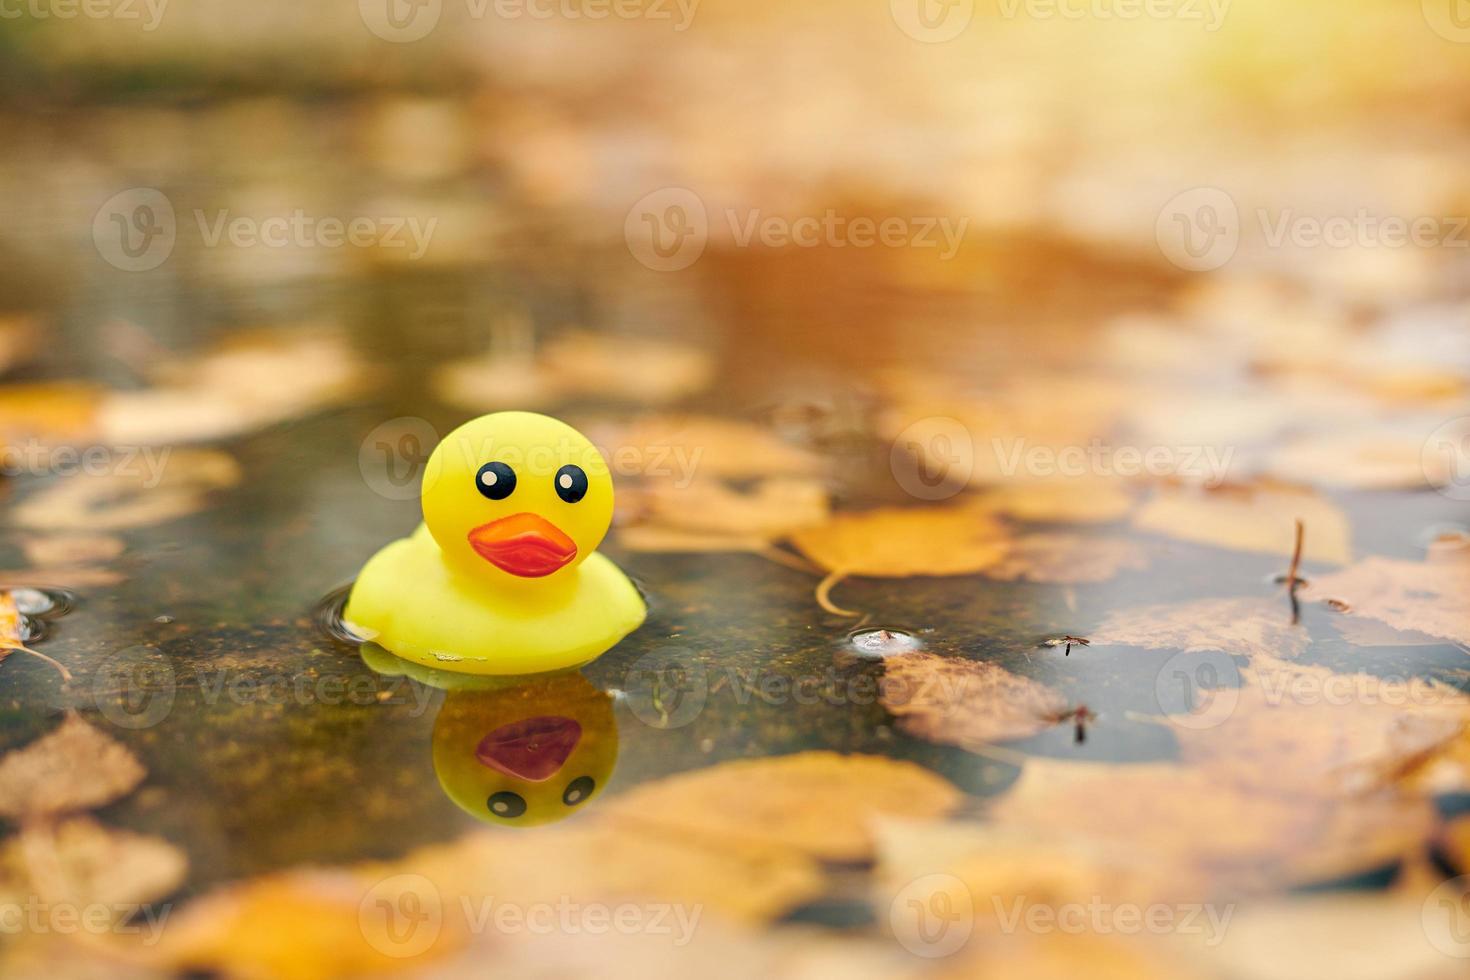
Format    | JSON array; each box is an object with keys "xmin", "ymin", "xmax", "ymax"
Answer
[
  {"xmin": 345, "ymin": 412, "xmax": 646, "ymax": 675},
  {"xmin": 362, "ymin": 644, "xmax": 616, "ymax": 827}
]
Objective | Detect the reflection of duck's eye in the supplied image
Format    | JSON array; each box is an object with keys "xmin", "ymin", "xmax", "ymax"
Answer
[
  {"xmin": 562, "ymin": 776, "xmax": 595, "ymax": 806},
  {"xmin": 476, "ymin": 462, "xmax": 516, "ymax": 501},
  {"xmin": 554, "ymin": 465, "xmax": 588, "ymax": 504},
  {"xmin": 488, "ymin": 791, "xmax": 527, "ymax": 817}
]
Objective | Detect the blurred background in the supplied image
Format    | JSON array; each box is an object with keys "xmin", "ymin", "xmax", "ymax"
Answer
[{"xmin": 2, "ymin": 2, "xmax": 1470, "ymax": 977}]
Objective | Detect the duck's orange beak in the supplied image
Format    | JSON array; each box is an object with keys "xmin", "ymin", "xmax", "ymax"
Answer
[{"xmin": 468, "ymin": 513, "xmax": 577, "ymax": 578}]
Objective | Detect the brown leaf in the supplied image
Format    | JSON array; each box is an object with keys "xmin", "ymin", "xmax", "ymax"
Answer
[
  {"xmin": 0, "ymin": 816, "xmax": 186, "ymax": 919},
  {"xmin": 603, "ymin": 751, "xmax": 963, "ymax": 862},
  {"xmin": 97, "ymin": 330, "xmax": 367, "ymax": 446},
  {"xmin": 1132, "ymin": 481, "xmax": 1351, "ymax": 564},
  {"xmin": 982, "ymin": 533, "xmax": 1149, "ymax": 584},
  {"xmin": 14, "ymin": 449, "xmax": 240, "ymax": 532},
  {"xmin": 880, "ymin": 653, "xmax": 1070, "ymax": 748},
  {"xmin": 1307, "ymin": 554, "xmax": 1470, "ymax": 647},
  {"xmin": 21, "ymin": 535, "xmax": 127, "ymax": 567},
  {"xmin": 974, "ymin": 477, "xmax": 1138, "ymax": 525},
  {"xmin": 587, "ymin": 414, "xmax": 820, "ymax": 480},
  {"xmin": 0, "ymin": 715, "xmax": 147, "ymax": 819},
  {"xmin": 787, "ymin": 500, "xmax": 1009, "ymax": 577},
  {"xmin": 436, "ymin": 331, "xmax": 713, "ymax": 410},
  {"xmin": 622, "ymin": 477, "xmax": 829, "ymax": 540},
  {"xmin": 1093, "ymin": 596, "xmax": 1310, "ymax": 661}
]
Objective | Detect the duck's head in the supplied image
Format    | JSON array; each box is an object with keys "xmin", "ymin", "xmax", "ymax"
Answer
[
  {"xmin": 422, "ymin": 412, "xmax": 613, "ymax": 583},
  {"xmin": 432, "ymin": 672, "xmax": 617, "ymax": 827}
]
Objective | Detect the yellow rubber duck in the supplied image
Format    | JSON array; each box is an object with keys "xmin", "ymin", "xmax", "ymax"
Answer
[{"xmin": 345, "ymin": 412, "xmax": 646, "ymax": 675}]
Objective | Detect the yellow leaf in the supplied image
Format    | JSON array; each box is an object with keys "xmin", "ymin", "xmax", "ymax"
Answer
[
  {"xmin": 787, "ymin": 501, "xmax": 1009, "ymax": 577},
  {"xmin": 1307, "ymin": 554, "xmax": 1470, "ymax": 647},
  {"xmin": 982, "ymin": 533, "xmax": 1149, "ymax": 584},
  {"xmin": 880, "ymin": 652, "xmax": 1070, "ymax": 748},
  {"xmin": 1132, "ymin": 481, "xmax": 1351, "ymax": 564},
  {"xmin": 603, "ymin": 751, "xmax": 963, "ymax": 862}
]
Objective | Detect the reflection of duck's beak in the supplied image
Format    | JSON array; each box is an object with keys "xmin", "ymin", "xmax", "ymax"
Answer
[
  {"xmin": 468, "ymin": 513, "xmax": 577, "ymax": 577},
  {"xmin": 476, "ymin": 716, "xmax": 581, "ymax": 781}
]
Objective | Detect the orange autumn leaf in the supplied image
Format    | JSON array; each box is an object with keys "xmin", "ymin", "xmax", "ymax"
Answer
[{"xmin": 787, "ymin": 501, "xmax": 1008, "ymax": 578}]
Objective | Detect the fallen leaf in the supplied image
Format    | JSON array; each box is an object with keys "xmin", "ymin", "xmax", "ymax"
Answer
[
  {"xmin": 0, "ymin": 383, "xmax": 104, "ymax": 445},
  {"xmin": 615, "ymin": 526, "xmax": 771, "ymax": 554},
  {"xmin": 603, "ymin": 751, "xmax": 963, "ymax": 862},
  {"xmin": 787, "ymin": 501, "xmax": 1009, "ymax": 578},
  {"xmin": 1196, "ymin": 895, "xmax": 1466, "ymax": 980},
  {"xmin": 880, "ymin": 653, "xmax": 1069, "ymax": 748},
  {"xmin": 623, "ymin": 477, "xmax": 829, "ymax": 539},
  {"xmin": 0, "ymin": 315, "xmax": 38, "ymax": 375},
  {"xmin": 154, "ymin": 818, "xmax": 826, "ymax": 980},
  {"xmin": 13, "ymin": 450, "xmax": 241, "ymax": 531},
  {"xmin": 0, "ymin": 715, "xmax": 146, "ymax": 819},
  {"xmin": 981, "ymin": 533, "xmax": 1149, "ymax": 584},
  {"xmin": 20, "ymin": 535, "xmax": 127, "ymax": 567},
  {"xmin": 1265, "ymin": 429, "xmax": 1441, "ymax": 491},
  {"xmin": 97, "ymin": 329, "xmax": 367, "ymax": 446},
  {"xmin": 436, "ymin": 331, "xmax": 713, "ymax": 410},
  {"xmin": 1307, "ymin": 554, "xmax": 1470, "ymax": 647},
  {"xmin": 1092, "ymin": 596, "xmax": 1310, "ymax": 661},
  {"xmin": 1132, "ymin": 481, "xmax": 1351, "ymax": 564},
  {"xmin": 0, "ymin": 817, "xmax": 186, "ymax": 921},
  {"xmin": 974, "ymin": 477, "xmax": 1137, "ymax": 525},
  {"xmin": 587, "ymin": 414, "xmax": 820, "ymax": 480}
]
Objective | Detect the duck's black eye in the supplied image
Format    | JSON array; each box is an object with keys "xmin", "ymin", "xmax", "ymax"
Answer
[
  {"xmin": 554, "ymin": 464, "xmax": 588, "ymax": 504},
  {"xmin": 562, "ymin": 776, "xmax": 595, "ymax": 806},
  {"xmin": 476, "ymin": 462, "xmax": 516, "ymax": 500},
  {"xmin": 488, "ymin": 791, "xmax": 527, "ymax": 818}
]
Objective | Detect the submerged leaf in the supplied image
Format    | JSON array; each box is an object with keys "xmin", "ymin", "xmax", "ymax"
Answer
[
  {"xmin": 1307, "ymin": 554, "xmax": 1470, "ymax": 647},
  {"xmin": 1093, "ymin": 596, "xmax": 1310, "ymax": 661},
  {"xmin": 787, "ymin": 501, "xmax": 1009, "ymax": 577},
  {"xmin": 13, "ymin": 449, "xmax": 241, "ymax": 531},
  {"xmin": 1132, "ymin": 481, "xmax": 1351, "ymax": 564},
  {"xmin": 0, "ymin": 715, "xmax": 146, "ymax": 819},
  {"xmin": 880, "ymin": 652, "xmax": 1070, "ymax": 748},
  {"xmin": 982, "ymin": 533, "xmax": 1149, "ymax": 584},
  {"xmin": 603, "ymin": 751, "xmax": 963, "ymax": 862},
  {"xmin": 0, "ymin": 817, "xmax": 186, "ymax": 919}
]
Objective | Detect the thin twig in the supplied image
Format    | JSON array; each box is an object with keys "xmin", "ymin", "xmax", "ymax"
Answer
[
  {"xmin": 4, "ymin": 645, "xmax": 72, "ymax": 682},
  {"xmin": 1286, "ymin": 518, "xmax": 1304, "ymax": 624}
]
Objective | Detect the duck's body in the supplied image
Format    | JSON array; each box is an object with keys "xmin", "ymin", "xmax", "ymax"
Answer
[
  {"xmin": 344, "ymin": 411, "xmax": 646, "ymax": 676},
  {"xmin": 346, "ymin": 524, "xmax": 644, "ymax": 675}
]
